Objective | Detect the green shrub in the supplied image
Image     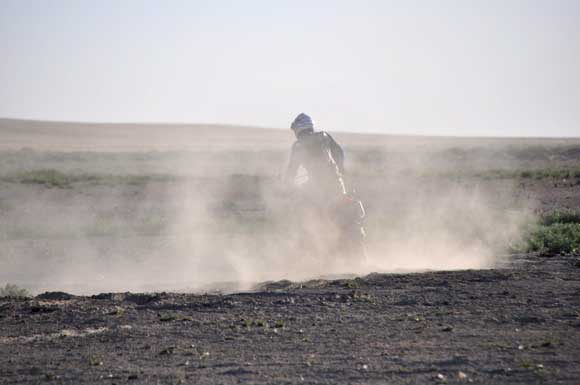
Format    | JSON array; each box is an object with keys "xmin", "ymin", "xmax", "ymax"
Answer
[
  {"xmin": 0, "ymin": 283, "xmax": 32, "ymax": 298},
  {"xmin": 514, "ymin": 210, "xmax": 580, "ymax": 256},
  {"xmin": 541, "ymin": 210, "xmax": 580, "ymax": 226},
  {"xmin": 525, "ymin": 223, "xmax": 580, "ymax": 256}
]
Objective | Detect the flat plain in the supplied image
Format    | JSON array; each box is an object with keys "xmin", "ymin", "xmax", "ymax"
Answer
[{"xmin": 1, "ymin": 118, "xmax": 579, "ymax": 384}]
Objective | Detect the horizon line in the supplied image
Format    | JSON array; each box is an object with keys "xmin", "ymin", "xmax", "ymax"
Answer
[{"xmin": 1, "ymin": 116, "xmax": 578, "ymax": 140}]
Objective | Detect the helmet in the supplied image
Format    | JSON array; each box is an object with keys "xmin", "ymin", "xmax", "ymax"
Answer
[{"xmin": 291, "ymin": 113, "xmax": 314, "ymax": 135}]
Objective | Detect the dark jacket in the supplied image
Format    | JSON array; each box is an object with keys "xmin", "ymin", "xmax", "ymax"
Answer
[{"xmin": 285, "ymin": 130, "xmax": 346, "ymax": 198}]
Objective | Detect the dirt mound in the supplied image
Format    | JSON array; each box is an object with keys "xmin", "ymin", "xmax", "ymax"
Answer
[
  {"xmin": 90, "ymin": 292, "xmax": 164, "ymax": 305},
  {"xmin": 36, "ymin": 291, "xmax": 75, "ymax": 300}
]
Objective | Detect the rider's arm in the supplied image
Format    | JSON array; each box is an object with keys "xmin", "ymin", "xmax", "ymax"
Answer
[
  {"xmin": 283, "ymin": 142, "xmax": 300, "ymax": 184},
  {"xmin": 326, "ymin": 133, "xmax": 345, "ymax": 174}
]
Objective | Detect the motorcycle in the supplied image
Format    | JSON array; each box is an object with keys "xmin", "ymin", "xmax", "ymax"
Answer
[{"xmin": 283, "ymin": 171, "xmax": 367, "ymax": 265}]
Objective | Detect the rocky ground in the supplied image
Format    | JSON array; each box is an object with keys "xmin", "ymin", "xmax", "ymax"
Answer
[{"xmin": 1, "ymin": 253, "xmax": 579, "ymax": 385}]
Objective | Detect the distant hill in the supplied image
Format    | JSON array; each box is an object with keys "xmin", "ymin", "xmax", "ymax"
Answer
[
  {"xmin": 0, "ymin": 118, "xmax": 291, "ymax": 151},
  {"xmin": 1, "ymin": 118, "xmax": 577, "ymax": 151}
]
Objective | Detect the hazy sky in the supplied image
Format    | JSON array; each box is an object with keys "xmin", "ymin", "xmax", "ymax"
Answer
[{"xmin": 1, "ymin": 0, "xmax": 579, "ymax": 136}]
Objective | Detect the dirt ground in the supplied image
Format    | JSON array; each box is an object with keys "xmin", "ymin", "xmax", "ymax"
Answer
[
  {"xmin": 1, "ymin": 119, "xmax": 580, "ymax": 384},
  {"xmin": 1, "ymin": 252, "xmax": 580, "ymax": 384}
]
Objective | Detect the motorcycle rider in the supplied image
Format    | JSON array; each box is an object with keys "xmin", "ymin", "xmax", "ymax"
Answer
[
  {"xmin": 284, "ymin": 113, "xmax": 347, "ymax": 200},
  {"xmin": 284, "ymin": 113, "xmax": 365, "ymax": 262}
]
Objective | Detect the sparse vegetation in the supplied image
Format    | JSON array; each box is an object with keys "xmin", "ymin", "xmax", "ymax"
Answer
[
  {"xmin": 541, "ymin": 210, "xmax": 580, "ymax": 226},
  {"xmin": 87, "ymin": 355, "xmax": 103, "ymax": 366},
  {"xmin": 158, "ymin": 312, "xmax": 193, "ymax": 322},
  {"xmin": 525, "ymin": 223, "xmax": 580, "ymax": 256},
  {"xmin": 517, "ymin": 168, "xmax": 580, "ymax": 180},
  {"xmin": 518, "ymin": 210, "xmax": 580, "ymax": 256},
  {"xmin": 1, "ymin": 169, "xmax": 177, "ymax": 188},
  {"xmin": 421, "ymin": 168, "xmax": 580, "ymax": 181},
  {"xmin": 0, "ymin": 283, "xmax": 31, "ymax": 298},
  {"xmin": 343, "ymin": 280, "xmax": 359, "ymax": 289},
  {"xmin": 240, "ymin": 318, "xmax": 269, "ymax": 328},
  {"xmin": 4, "ymin": 169, "xmax": 73, "ymax": 188}
]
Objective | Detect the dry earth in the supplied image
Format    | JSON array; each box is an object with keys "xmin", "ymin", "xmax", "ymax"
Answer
[
  {"xmin": 1, "ymin": 119, "xmax": 580, "ymax": 384},
  {"xmin": 1, "ymin": 253, "xmax": 580, "ymax": 384}
]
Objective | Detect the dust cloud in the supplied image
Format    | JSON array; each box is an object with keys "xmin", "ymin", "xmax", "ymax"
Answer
[
  {"xmin": 0, "ymin": 121, "xmax": 536, "ymax": 294},
  {"xmin": 148, "ymin": 141, "xmax": 535, "ymax": 291},
  {"xmin": 175, "ymin": 152, "xmax": 534, "ymax": 289}
]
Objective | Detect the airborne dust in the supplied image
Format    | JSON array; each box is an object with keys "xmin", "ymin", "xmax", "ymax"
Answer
[{"xmin": 0, "ymin": 121, "xmax": 536, "ymax": 294}]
